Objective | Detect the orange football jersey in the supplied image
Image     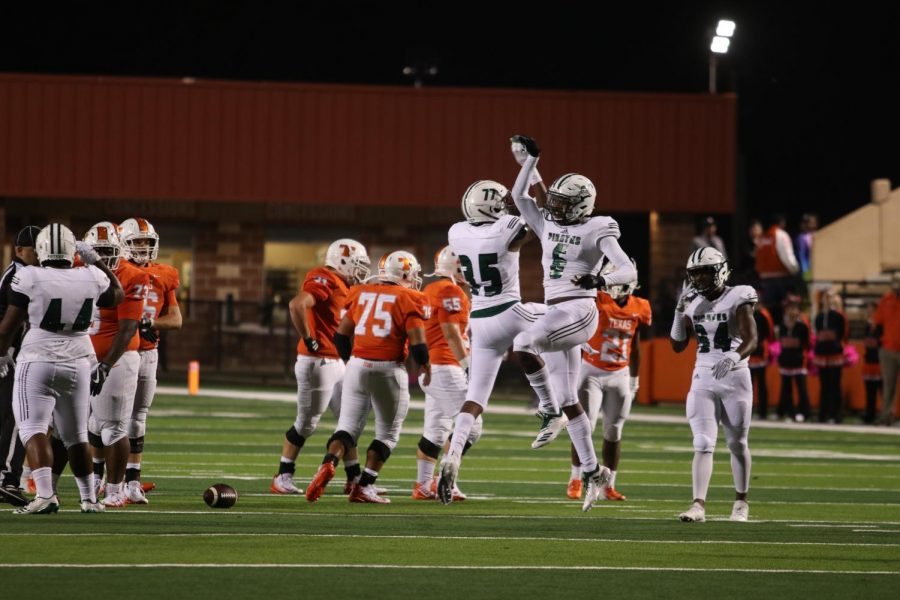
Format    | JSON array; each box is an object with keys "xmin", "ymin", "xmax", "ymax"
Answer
[
  {"xmin": 137, "ymin": 262, "xmax": 180, "ymax": 351},
  {"xmin": 91, "ymin": 261, "xmax": 149, "ymax": 359},
  {"xmin": 423, "ymin": 279, "xmax": 470, "ymax": 366},
  {"xmin": 582, "ymin": 292, "xmax": 652, "ymax": 372},
  {"xmin": 345, "ymin": 282, "xmax": 429, "ymax": 362},
  {"xmin": 296, "ymin": 267, "xmax": 350, "ymax": 359}
]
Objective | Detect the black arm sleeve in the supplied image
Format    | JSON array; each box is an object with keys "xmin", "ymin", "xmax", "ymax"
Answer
[
  {"xmin": 333, "ymin": 332, "xmax": 352, "ymax": 362},
  {"xmin": 409, "ymin": 343, "xmax": 429, "ymax": 366}
]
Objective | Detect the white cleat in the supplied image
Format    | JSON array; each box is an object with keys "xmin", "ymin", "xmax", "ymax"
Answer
[
  {"xmin": 679, "ymin": 501, "xmax": 706, "ymax": 522},
  {"xmin": 581, "ymin": 466, "xmax": 612, "ymax": 512},
  {"xmin": 730, "ymin": 500, "xmax": 749, "ymax": 522},
  {"xmin": 80, "ymin": 500, "xmax": 105, "ymax": 513},
  {"xmin": 531, "ymin": 411, "xmax": 569, "ymax": 449},
  {"xmin": 270, "ymin": 473, "xmax": 302, "ymax": 495},
  {"xmin": 437, "ymin": 454, "xmax": 460, "ymax": 505},
  {"xmin": 125, "ymin": 480, "xmax": 149, "ymax": 504},
  {"xmin": 101, "ymin": 493, "xmax": 127, "ymax": 508},
  {"xmin": 14, "ymin": 495, "xmax": 60, "ymax": 515}
]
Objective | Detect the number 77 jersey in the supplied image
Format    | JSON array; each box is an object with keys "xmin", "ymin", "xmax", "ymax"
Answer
[
  {"xmin": 684, "ymin": 285, "xmax": 758, "ymax": 368},
  {"xmin": 448, "ymin": 214, "xmax": 526, "ymax": 311},
  {"xmin": 583, "ymin": 292, "xmax": 652, "ymax": 371}
]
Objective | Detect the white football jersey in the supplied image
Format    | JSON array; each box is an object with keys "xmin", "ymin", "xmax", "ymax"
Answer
[
  {"xmin": 11, "ymin": 265, "xmax": 110, "ymax": 363},
  {"xmin": 684, "ymin": 285, "xmax": 758, "ymax": 368},
  {"xmin": 532, "ymin": 215, "xmax": 620, "ymax": 302},
  {"xmin": 448, "ymin": 215, "xmax": 526, "ymax": 311}
]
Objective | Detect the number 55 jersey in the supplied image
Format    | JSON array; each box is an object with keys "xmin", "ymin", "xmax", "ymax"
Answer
[
  {"xmin": 11, "ymin": 265, "xmax": 112, "ymax": 363},
  {"xmin": 683, "ymin": 285, "xmax": 758, "ymax": 369}
]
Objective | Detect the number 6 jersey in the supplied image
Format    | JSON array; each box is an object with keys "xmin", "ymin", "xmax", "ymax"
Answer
[
  {"xmin": 10, "ymin": 265, "xmax": 112, "ymax": 363},
  {"xmin": 683, "ymin": 285, "xmax": 758, "ymax": 369}
]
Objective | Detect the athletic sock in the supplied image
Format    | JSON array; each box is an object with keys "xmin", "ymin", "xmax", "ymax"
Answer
[
  {"xmin": 75, "ymin": 473, "xmax": 96, "ymax": 503},
  {"xmin": 566, "ymin": 413, "xmax": 598, "ymax": 473},
  {"xmin": 448, "ymin": 412, "xmax": 476, "ymax": 459},
  {"xmin": 526, "ymin": 366, "xmax": 559, "ymax": 415},
  {"xmin": 692, "ymin": 452, "xmax": 714, "ymax": 501},
  {"xmin": 609, "ymin": 470, "xmax": 618, "ymax": 488},
  {"xmin": 570, "ymin": 464, "xmax": 581, "ymax": 481},
  {"xmin": 33, "ymin": 467, "xmax": 53, "ymax": 498},
  {"xmin": 278, "ymin": 458, "xmax": 295, "ymax": 475},
  {"xmin": 416, "ymin": 459, "xmax": 435, "ymax": 487}
]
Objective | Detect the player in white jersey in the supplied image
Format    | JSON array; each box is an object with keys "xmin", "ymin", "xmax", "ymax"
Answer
[
  {"xmin": 0, "ymin": 224, "xmax": 124, "ymax": 514},
  {"xmin": 670, "ymin": 247, "xmax": 758, "ymax": 523},
  {"xmin": 505, "ymin": 135, "xmax": 637, "ymax": 511},
  {"xmin": 436, "ymin": 172, "xmax": 547, "ymax": 505}
]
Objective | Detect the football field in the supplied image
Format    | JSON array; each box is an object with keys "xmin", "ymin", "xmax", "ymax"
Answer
[{"xmin": 2, "ymin": 386, "xmax": 899, "ymax": 600}]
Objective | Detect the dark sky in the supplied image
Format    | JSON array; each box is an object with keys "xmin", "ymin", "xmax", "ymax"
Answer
[{"xmin": 2, "ymin": 2, "xmax": 899, "ymax": 229}]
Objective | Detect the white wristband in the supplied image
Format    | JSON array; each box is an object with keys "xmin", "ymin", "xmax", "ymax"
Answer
[{"xmin": 670, "ymin": 312, "xmax": 687, "ymax": 341}]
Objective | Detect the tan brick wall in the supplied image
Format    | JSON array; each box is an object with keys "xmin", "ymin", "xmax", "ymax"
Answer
[
  {"xmin": 192, "ymin": 222, "xmax": 265, "ymax": 302},
  {"xmin": 650, "ymin": 213, "xmax": 695, "ymax": 301}
]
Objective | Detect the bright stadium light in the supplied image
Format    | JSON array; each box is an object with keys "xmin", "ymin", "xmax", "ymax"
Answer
[
  {"xmin": 710, "ymin": 36, "xmax": 731, "ymax": 54},
  {"xmin": 716, "ymin": 20, "xmax": 736, "ymax": 37}
]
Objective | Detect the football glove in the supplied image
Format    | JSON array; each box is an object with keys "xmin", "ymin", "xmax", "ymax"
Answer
[
  {"xmin": 303, "ymin": 337, "xmax": 320, "ymax": 354},
  {"xmin": 712, "ymin": 351, "xmax": 741, "ymax": 380},
  {"xmin": 138, "ymin": 316, "xmax": 158, "ymax": 343},
  {"xmin": 75, "ymin": 241, "xmax": 100, "ymax": 266},
  {"xmin": 0, "ymin": 348, "xmax": 15, "ymax": 378},
  {"xmin": 510, "ymin": 138, "xmax": 543, "ymax": 185},
  {"xmin": 676, "ymin": 281, "xmax": 698, "ymax": 314},
  {"xmin": 572, "ymin": 274, "xmax": 605, "ymax": 290},
  {"xmin": 90, "ymin": 362, "xmax": 112, "ymax": 396},
  {"xmin": 510, "ymin": 134, "xmax": 540, "ymax": 158}
]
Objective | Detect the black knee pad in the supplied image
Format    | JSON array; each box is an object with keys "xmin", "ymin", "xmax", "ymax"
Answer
[
  {"xmin": 88, "ymin": 431, "xmax": 103, "ymax": 450},
  {"xmin": 368, "ymin": 439, "xmax": 391, "ymax": 463},
  {"xmin": 327, "ymin": 430, "xmax": 356, "ymax": 454},
  {"xmin": 417, "ymin": 436, "xmax": 441, "ymax": 460},
  {"xmin": 285, "ymin": 426, "xmax": 306, "ymax": 448},
  {"xmin": 129, "ymin": 436, "xmax": 145, "ymax": 454}
]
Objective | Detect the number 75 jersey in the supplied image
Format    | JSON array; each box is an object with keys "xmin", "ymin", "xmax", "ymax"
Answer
[
  {"xmin": 684, "ymin": 285, "xmax": 758, "ymax": 368},
  {"xmin": 583, "ymin": 292, "xmax": 651, "ymax": 372},
  {"xmin": 344, "ymin": 282, "xmax": 430, "ymax": 363}
]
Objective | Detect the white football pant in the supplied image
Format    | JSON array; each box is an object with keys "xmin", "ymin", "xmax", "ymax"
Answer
[
  {"xmin": 89, "ymin": 350, "xmax": 140, "ymax": 446},
  {"xmin": 420, "ymin": 364, "xmax": 482, "ymax": 447},
  {"xmin": 336, "ymin": 357, "xmax": 409, "ymax": 450},
  {"xmin": 577, "ymin": 362, "xmax": 632, "ymax": 442},
  {"xmin": 292, "ymin": 355, "xmax": 345, "ymax": 438},
  {"xmin": 12, "ymin": 358, "xmax": 92, "ymax": 448},
  {"xmin": 129, "ymin": 349, "xmax": 158, "ymax": 439}
]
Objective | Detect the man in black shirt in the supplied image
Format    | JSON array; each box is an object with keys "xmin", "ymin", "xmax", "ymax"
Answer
[{"xmin": 0, "ymin": 226, "xmax": 41, "ymax": 506}]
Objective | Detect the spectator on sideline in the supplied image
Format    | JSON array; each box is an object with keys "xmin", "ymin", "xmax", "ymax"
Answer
[
  {"xmin": 862, "ymin": 301, "xmax": 882, "ymax": 424},
  {"xmin": 875, "ymin": 272, "xmax": 900, "ymax": 425},
  {"xmin": 796, "ymin": 213, "xmax": 818, "ymax": 281},
  {"xmin": 735, "ymin": 219, "xmax": 763, "ymax": 287},
  {"xmin": 691, "ymin": 216, "xmax": 727, "ymax": 258},
  {"xmin": 813, "ymin": 290, "xmax": 848, "ymax": 424},
  {"xmin": 749, "ymin": 298, "xmax": 775, "ymax": 420},
  {"xmin": 755, "ymin": 214, "xmax": 800, "ymax": 325},
  {"xmin": 777, "ymin": 295, "xmax": 811, "ymax": 422}
]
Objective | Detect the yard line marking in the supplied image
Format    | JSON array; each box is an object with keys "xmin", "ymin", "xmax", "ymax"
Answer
[
  {"xmin": 853, "ymin": 530, "xmax": 900, "ymax": 533},
  {"xmin": 2, "ymin": 563, "xmax": 899, "ymax": 575},
  {"xmin": 1, "ymin": 532, "xmax": 897, "ymax": 547}
]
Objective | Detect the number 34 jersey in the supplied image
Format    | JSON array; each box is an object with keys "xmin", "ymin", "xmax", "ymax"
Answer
[
  {"xmin": 11, "ymin": 265, "xmax": 111, "ymax": 363},
  {"xmin": 448, "ymin": 215, "xmax": 526, "ymax": 311},
  {"xmin": 683, "ymin": 285, "xmax": 758, "ymax": 369},
  {"xmin": 583, "ymin": 292, "xmax": 652, "ymax": 372}
]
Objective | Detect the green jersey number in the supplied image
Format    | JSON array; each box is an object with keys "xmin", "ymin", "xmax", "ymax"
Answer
[
  {"xmin": 459, "ymin": 253, "xmax": 502, "ymax": 297},
  {"xmin": 40, "ymin": 298, "xmax": 93, "ymax": 333},
  {"xmin": 695, "ymin": 322, "xmax": 731, "ymax": 354},
  {"xmin": 550, "ymin": 243, "xmax": 567, "ymax": 279}
]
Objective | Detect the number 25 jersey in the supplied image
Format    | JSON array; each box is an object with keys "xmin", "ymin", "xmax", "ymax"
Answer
[
  {"xmin": 583, "ymin": 292, "xmax": 652, "ymax": 372},
  {"xmin": 11, "ymin": 265, "xmax": 111, "ymax": 363},
  {"xmin": 683, "ymin": 285, "xmax": 758, "ymax": 368},
  {"xmin": 344, "ymin": 282, "xmax": 429, "ymax": 362}
]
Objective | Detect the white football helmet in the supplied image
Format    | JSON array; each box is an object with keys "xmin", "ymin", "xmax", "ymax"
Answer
[
  {"xmin": 600, "ymin": 258, "xmax": 639, "ymax": 300},
  {"xmin": 546, "ymin": 173, "xmax": 596, "ymax": 223},
  {"xmin": 119, "ymin": 217, "xmax": 159, "ymax": 265},
  {"xmin": 426, "ymin": 246, "xmax": 465, "ymax": 285},
  {"xmin": 84, "ymin": 222, "xmax": 123, "ymax": 270},
  {"xmin": 35, "ymin": 223, "xmax": 77, "ymax": 267},
  {"xmin": 378, "ymin": 250, "xmax": 422, "ymax": 290},
  {"xmin": 686, "ymin": 247, "xmax": 731, "ymax": 293},
  {"xmin": 324, "ymin": 238, "xmax": 370, "ymax": 285},
  {"xmin": 461, "ymin": 180, "xmax": 509, "ymax": 224}
]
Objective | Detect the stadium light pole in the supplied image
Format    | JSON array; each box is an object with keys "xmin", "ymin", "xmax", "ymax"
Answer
[{"xmin": 709, "ymin": 19, "xmax": 735, "ymax": 94}]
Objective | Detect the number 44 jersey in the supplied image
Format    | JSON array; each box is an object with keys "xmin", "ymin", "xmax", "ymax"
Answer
[
  {"xmin": 448, "ymin": 215, "xmax": 526, "ymax": 312},
  {"xmin": 11, "ymin": 265, "xmax": 112, "ymax": 363},
  {"xmin": 583, "ymin": 292, "xmax": 652, "ymax": 372},
  {"xmin": 683, "ymin": 285, "xmax": 758, "ymax": 369}
]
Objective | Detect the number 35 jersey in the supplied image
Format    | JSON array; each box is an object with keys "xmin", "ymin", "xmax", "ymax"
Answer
[
  {"xmin": 683, "ymin": 285, "xmax": 758, "ymax": 369},
  {"xmin": 583, "ymin": 292, "xmax": 651, "ymax": 372},
  {"xmin": 10, "ymin": 265, "xmax": 111, "ymax": 363},
  {"xmin": 448, "ymin": 215, "xmax": 526, "ymax": 312}
]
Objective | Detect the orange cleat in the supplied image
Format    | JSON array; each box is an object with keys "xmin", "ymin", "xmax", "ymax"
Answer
[
  {"xmin": 349, "ymin": 483, "xmax": 390, "ymax": 504},
  {"xmin": 567, "ymin": 478, "xmax": 583, "ymax": 500},
  {"xmin": 305, "ymin": 462, "xmax": 335, "ymax": 503},
  {"xmin": 604, "ymin": 486, "xmax": 626, "ymax": 501},
  {"xmin": 412, "ymin": 482, "xmax": 436, "ymax": 500},
  {"xmin": 141, "ymin": 482, "xmax": 157, "ymax": 493}
]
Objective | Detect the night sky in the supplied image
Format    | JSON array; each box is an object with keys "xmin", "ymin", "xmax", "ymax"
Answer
[{"xmin": 2, "ymin": 2, "xmax": 899, "ymax": 230}]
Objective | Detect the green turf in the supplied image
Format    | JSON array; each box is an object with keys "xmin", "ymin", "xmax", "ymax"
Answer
[{"xmin": 1, "ymin": 390, "xmax": 898, "ymax": 599}]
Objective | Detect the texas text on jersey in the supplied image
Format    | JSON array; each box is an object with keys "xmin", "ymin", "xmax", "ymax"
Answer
[{"xmin": 583, "ymin": 292, "xmax": 652, "ymax": 371}]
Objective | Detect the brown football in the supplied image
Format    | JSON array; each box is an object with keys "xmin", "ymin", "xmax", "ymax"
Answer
[{"xmin": 203, "ymin": 483, "xmax": 238, "ymax": 508}]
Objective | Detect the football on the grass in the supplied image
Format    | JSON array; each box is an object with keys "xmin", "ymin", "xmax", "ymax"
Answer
[{"xmin": 203, "ymin": 483, "xmax": 238, "ymax": 508}]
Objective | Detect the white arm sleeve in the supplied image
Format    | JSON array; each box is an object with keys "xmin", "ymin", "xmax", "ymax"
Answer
[
  {"xmin": 511, "ymin": 155, "xmax": 544, "ymax": 236},
  {"xmin": 598, "ymin": 236, "xmax": 636, "ymax": 285},
  {"xmin": 670, "ymin": 311, "xmax": 688, "ymax": 341},
  {"xmin": 775, "ymin": 229, "xmax": 800, "ymax": 274}
]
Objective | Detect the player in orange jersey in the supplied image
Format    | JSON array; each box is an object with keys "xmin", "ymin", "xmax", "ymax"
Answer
[
  {"xmin": 270, "ymin": 239, "xmax": 371, "ymax": 495},
  {"xmin": 84, "ymin": 222, "xmax": 149, "ymax": 507},
  {"xmin": 412, "ymin": 247, "xmax": 481, "ymax": 501},
  {"xmin": 306, "ymin": 251, "xmax": 430, "ymax": 504},
  {"xmin": 566, "ymin": 259, "xmax": 649, "ymax": 502},
  {"xmin": 117, "ymin": 217, "xmax": 183, "ymax": 504}
]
